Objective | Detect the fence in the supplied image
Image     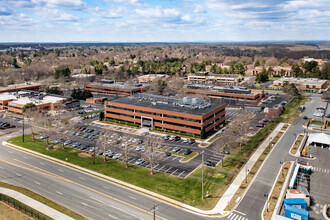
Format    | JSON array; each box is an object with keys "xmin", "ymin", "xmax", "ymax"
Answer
[{"xmin": 0, "ymin": 193, "xmax": 53, "ymax": 220}]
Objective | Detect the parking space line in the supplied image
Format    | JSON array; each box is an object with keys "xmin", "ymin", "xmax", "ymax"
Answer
[
  {"xmin": 178, "ymin": 171, "xmax": 185, "ymax": 177},
  {"xmin": 171, "ymin": 169, "xmax": 178, "ymax": 175},
  {"xmin": 153, "ymin": 164, "xmax": 159, "ymax": 169},
  {"xmin": 172, "ymin": 156, "xmax": 179, "ymax": 160},
  {"xmin": 165, "ymin": 167, "xmax": 172, "ymax": 173},
  {"xmin": 157, "ymin": 165, "xmax": 165, "ymax": 171}
]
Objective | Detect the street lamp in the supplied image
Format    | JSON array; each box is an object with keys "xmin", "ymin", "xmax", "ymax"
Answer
[
  {"xmin": 22, "ymin": 113, "xmax": 25, "ymax": 143},
  {"xmin": 245, "ymin": 168, "xmax": 249, "ymax": 184},
  {"xmin": 268, "ymin": 137, "xmax": 272, "ymax": 147}
]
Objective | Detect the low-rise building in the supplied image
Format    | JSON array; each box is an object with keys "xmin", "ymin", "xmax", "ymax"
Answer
[
  {"xmin": 84, "ymin": 80, "xmax": 149, "ymax": 96},
  {"xmin": 0, "ymin": 91, "xmax": 69, "ymax": 114},
  {"xmin": 187, "ymin": 72, "xmax": 243, "ymax": 84},
  {"xmin": 245, "ymin": 66, "xmax": 264, "ymax": 76},
  {"xmin": 105, "ymin": 94, "xmax": 226, "ymax": 137},
  {"xmin": 272, "ymin": 78, "xmax": 328, "ymax": 91},
  {"xmin": 0, "ymin": 83, "xmax": 41, "ymax": 94},
  {"xmin": 270, "ymin": 66, "xmax": 292, "ymax": 77},
  {"xmin": 134, "ymin": 74, "xmax": 167, "ymax": 83},
  {"xmin": 303, "ymin": 56, "xmax": 326, "ymax": 65}
]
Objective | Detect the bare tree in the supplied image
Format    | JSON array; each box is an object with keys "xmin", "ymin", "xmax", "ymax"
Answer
[
  {"xmin": 228, "ymin": 111, "xmax": 250, "ymax": 151},
  {"xmin": 122, "ymin": 133, "xmax": 135, "ymax": 168},
  {"xmin": 24, "ymin": 108, "xmax": 41, "ymax": 141},
  {"xmin": 143, "ymin": 135, "xmax": 162, "ymax": 175},
  {"xmin": 96, "ymin": 128, "xmax": 110, "ymax": 162},
  {"xmin": 56, "ymin": 118, "xmax": 77, "ymax": 150}
]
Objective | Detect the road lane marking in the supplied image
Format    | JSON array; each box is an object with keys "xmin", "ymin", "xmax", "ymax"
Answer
[
  {"xmin": 129, "ymin": 196, "xmax": 137, "ymax": 200},
  {"xmin": 58, "ymin": 169, "xmax": 64, "ymax": 172},
  {"xmin": 228, "ymin": 213, "xmax": 233, "ymax": 218},
  {"xmin": 102, "ymin": 186, "xmax": 110, "ymax": 189},
  {"xmin": 79, "ymin": 177, "xmax": 85, "ymax": 180},
  {"xmin": 238, "ymin": 216, "xmax": 242, "ymax": 220},
  {"xmin": 157, "ymin": 165, "xmax": 165, "ymax": 171},
  {"xmin": 35, "ymin": 181, "xmax": 40, "ymax": 185},
  {"xmin": 153, "ymin": 164, "xmax": 159, "ymax": 169},
  {"xmin": 56, "ymin": 191, "xmax": 63, "ymax": 195},
  {"xmin": 8, "ymin": 151, "xmax": 12, "ymax": 154},
  {"xmin": 0, "ymin": 166, "xmax": 3, "ymax": 169},
  {"xmin": 233, "ymin": 214, "xmax": 239, "ymax": 220},
  {"xmin": 40, "ymin": 162, "xmax": 45, "ymax": 165},
  {"xmin": 234, "ymin": 210, "xmax": 246, "ymax": 215},
  {"xmin": 7, "ymin": 159, "xmax": 167, "ymax": 220},
  {"xmin": 16, "ymin": 173, "xmax": 22, "ymax": 177},
  {"xmin": 23, "ymin": 156, "xmax": 27, "ymax": 159},
  {"xmin": 108, "ymin": 214, "xmax": 118, "ymax": 219},
  {"xmin": 108, "ymin": 204, "xmax": 144, "ymax": 220}
]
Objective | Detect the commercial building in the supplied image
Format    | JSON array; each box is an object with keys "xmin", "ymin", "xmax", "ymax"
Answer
[
  {"xmin": 105, "ymin": 94, "xmax": 226, "ymax": 137},
  {"xmin": 303, "ymin": 56, "xmax": 326, "ymax": 65},
  {"xmin": 269, "ymin": 66, "xmax": 292, "ymax": 77},
  {"xmin": 187, "ymin": 72, "xmax": 243, "ymax": 84},
  {"xmin": 272, "ymin": 78, "xmax": 328, "ymax": 91},
  {"xmin": 187, "ymin": 84, "xmax": 264, "ymax": 107},
  {"xmin": 0, "ymin": 91, "xmax": 69, "ymax": 114},
  {"xmin": 84, "ymin": 80, "xmax": 149, "ymax": 96},
  {"xmin": 0, "ymin": 83, "xmax": 41, "ymax": 93},
  {"xmin": 245, "ymin": 66, "xmax": 264, "ymax": 76},
  {"xmin": 134, "ymin": 74, "xmax": 167, "ymax": 83}
]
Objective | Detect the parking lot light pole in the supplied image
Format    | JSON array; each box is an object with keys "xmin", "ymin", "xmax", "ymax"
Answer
[
  {"xmin": 202, "ymin": 150, "xmax": 204, "ymax": 200},
  {"xmin": 22, "ymin": 113, "xmax": 25, "ymax": 143}
]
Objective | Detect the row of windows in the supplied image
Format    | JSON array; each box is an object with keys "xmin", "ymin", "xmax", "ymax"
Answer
[
  {"xmin": 106, "ymin": 111, "xmax": 202, "ymax": 130},
  {"xmin": 9, "ymin": 105, "xmax": 22, "ymax": 110},
  {"xmin": 106, "ymin": 105, "xmax": 202, "ymax": 123},
  {"xmin": 203, "ymin": 108, "xmax": 225, "ymax": 123}
]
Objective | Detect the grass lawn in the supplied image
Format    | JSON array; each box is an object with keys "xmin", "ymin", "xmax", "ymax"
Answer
[
  {"xmin": 0, "ymin": 181, "xmax": 87, "ymax": 220},
  {"xmin": 0, "ymin": 202, "xmax": 32, "ymax": 220},
  {"xmin": 263, "ymin": 162, "xmax": 291, "ymax": 220},
  {"xmin": 290, "ymin": 134, "xmax": 304, "ymax": 155},
  {"xmin": 278, "ymin": 96, "xmax": 307, "ymax": 124}
]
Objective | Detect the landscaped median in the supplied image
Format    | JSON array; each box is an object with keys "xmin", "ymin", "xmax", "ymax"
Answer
[
  {"xmin": 0, "ymin": 181, "xmax": 87, "ymax": 220},
  {"xmin": 263, "ymin": 162, "xmax": 292, "ymax": 220},
  {"xmin": 290, "ymin": 134, "xmax": 304, "ymax": 155}
]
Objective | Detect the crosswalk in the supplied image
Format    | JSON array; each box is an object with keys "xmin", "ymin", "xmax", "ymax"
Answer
[
  {"xmin": 227, "ymin": 212, "xmax": 248, "ymax": 220},
  {"xmin": 311, "ymin": 166, "xmax": 330, "ymax": 174}
]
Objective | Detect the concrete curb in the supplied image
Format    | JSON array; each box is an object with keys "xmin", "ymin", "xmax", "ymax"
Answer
[
  {"xmin": 0, "ymin": 187, "xmax": 74, "ymax": 220},
  {"xmin": 323, "ymin": 204, "xmax": 330, "ymax": 220}
]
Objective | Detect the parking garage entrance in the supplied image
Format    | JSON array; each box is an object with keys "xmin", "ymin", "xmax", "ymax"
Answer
[{"xmin": 141, "ymin": 116, "xmax": 154, "ymax": 129}]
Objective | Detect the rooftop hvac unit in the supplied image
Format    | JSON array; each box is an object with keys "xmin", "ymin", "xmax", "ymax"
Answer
[
  {"xmin": 192, "ymin": 98, "xmax": 197, "ymax": 104},
  {"xmin": 151, "ymin": 102, "xmax": 157, "ymax": 105}
]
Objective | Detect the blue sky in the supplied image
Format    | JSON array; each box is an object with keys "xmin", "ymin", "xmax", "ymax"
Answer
[{"xmin": 0, "ymin": 0, "xmax": 329, "ymax": 42}]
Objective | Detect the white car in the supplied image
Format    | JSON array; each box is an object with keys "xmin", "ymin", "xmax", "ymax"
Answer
[
  {"xmin": 112, "ymin": 153, "xmax": 122, "ymax": 159},
  {"xmin": 134, "ymin": 158, "xmax": 144, "ymax": 165}
]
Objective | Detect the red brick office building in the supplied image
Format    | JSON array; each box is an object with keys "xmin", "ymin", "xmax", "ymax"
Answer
[{"xmin": 105, "ymin": 94, "xmax": 226, "ymax": 137}]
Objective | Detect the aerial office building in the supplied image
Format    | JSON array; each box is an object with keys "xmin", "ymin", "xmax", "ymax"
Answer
[{"xmin": 105, "ymin": 94, "xmax": 226, "ymax": 137}]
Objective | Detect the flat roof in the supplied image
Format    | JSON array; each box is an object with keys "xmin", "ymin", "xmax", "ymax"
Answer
[
  {"xmin": 86, "ymin": 82, "xmax": 148, "ymax": 90},
  {"xmin": 0, "ymin": 83, "xmax": 41, "ymax": 93},
  {"xmin": 0, "ymin": 91, "xmax": 68, "ymax": 106},
  {"xmin": 274, "ymin": 77, "xmax": 327, "ymax": 86},
  {"xmin": 108, "ymin": 94, "xmax": 224, "ymax": 116}
]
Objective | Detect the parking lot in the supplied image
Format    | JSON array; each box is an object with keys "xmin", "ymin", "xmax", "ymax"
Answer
[{"xmin": 45, "ymin": 123, "xmax": 208, "ymax": 178}]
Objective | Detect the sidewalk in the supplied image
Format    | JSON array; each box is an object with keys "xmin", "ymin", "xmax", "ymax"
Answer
[
  {"xmin": 182, "ymin": 123, "xmax": 285, "ymax": 215},
  {"xmin": 0, "ymin": 187, "xmax": 74, "ymax": 220}
]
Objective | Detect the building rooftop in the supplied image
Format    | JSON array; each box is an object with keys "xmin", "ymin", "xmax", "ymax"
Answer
[
  {"xmin": 187, "ymin": 84, "xmax": 260, "ymax": 96},
  {"xmin": 0, "ymin": 91, "xmax": 68, "ymax": 106},
  {"xmin": 274, "ymin": 77, "xmax": 327, "ymax": 86},
  {"xmin": 0, "ymin": 82, "xmax": 42, "ymax": 93},
  {"xmin": 109, "ymin": 93, "xmax": 224, "ymax": 116},
  {"xmin": 86, "ymin": 82, "xmax": 148, "ymax": 91}
]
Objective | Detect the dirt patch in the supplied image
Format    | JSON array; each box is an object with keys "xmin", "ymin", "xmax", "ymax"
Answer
[
  {"xmin": 215, "ymin": 173, "xmax": 225, "ymax": 178},
  {"xmin": 78, "ymin": 152, "xmax": 92, "ymax": 158},
  {"xmin": 70, "ymin": 150, "xmax": 77, "ymax": 153}
]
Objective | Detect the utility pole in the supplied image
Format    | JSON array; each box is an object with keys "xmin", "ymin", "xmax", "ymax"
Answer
[
  {"xmin": 150, "ymin": 204, "xmax": 158, "ymax": 220},
  {"xmin": 22, "ymin": 113, "xmax": 25, "ymax": 143},
  {"xmin": 202, "ymin": 150, "xmax": 204, "ymax": 200}
]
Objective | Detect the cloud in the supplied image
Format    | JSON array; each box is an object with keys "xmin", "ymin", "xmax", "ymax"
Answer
[
  {"xmin": 193, "ymin": 4, "xmax": 205, "ymax": 13},
  {"xmin": 0, "ymin": 6, "xmax": 14, "ymax": 16},
  {"xmin": 106, "ymin": 0, "xmax": 143, "ymax": 6},
  {"xmin": 31, "ymin": 0, "xmax": 84, "ymax": 9},
  {"xmin": 88, "ymin": 6, "xmax": 123, "ymax": 18},
  {"xmin": 135, "ymin": 7, "xmax": 180, "ymax": 20},
  {"xmin": 36, "ymin": 8, "xmax": 79, "ymax": 21}
]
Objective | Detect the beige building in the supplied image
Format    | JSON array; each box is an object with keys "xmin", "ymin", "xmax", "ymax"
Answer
[
  {"xmin": 134, "ymin": 74, "xmax": 167, "ymax": 83},
  {"xmin": 187, "ymin": 72, "xmax": 243, "ymax": 85},
  {"xmin": 272, "ymin": 77, "xmax": 328, "ymax": 91}
]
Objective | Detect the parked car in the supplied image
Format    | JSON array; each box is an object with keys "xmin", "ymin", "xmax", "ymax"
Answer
[
  {"xmin": 303, "ymin": 116, "xmax": 308, "ymax": 120},
  {"xmin": 134, "ymin": 158, "xmax": 144, "ymax": 165},
  {"xmin": 326, "ymin": 114, "xmax": 330, "ymax": 119},
  {"xmin": 80, "ymin": 145, "xmax": 89, "ymax": 150},
  {"xmin": 171, "ymin": 147, "xmax": 181, "ymax": 152},
  {"xmin": 72, "ymin": 142, "xmax": 81, "ymax": 148},
  {"xmin": 256, "ymin": 124, "xmax": 264, "ymax": 128},
  {"xmin": 187, "ymin": 139, "xmax": 195, "ymax": 144},
  {"xmin": 64, "ymin": 140, "xmax": 72, "ymax": 145},
  {"xmin": 183, "ymin": 149, "xmax": 192, "ymax": 155},
  {"xmin": 173, "ymin": 136, "xmax": 181, "ymax": 141},
  {"xmin": 205, "ymin": 160, "xmax": 216, "ymax": 167},
  {"xmin": 163, "ymin": 135, "xmax": 170, "ymax": 140},
  {"xmin": 112, "ymin": 153, "xmax": 122, "ymax": 159},
  {"xmin": 164, "ymin": 152, "xmax": 172, "ymax": 157}
]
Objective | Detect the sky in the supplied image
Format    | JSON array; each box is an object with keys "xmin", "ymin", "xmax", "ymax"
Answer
[{"xmin": 0, "ymin": 0, "xmax": 329, "ymax": 42}]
